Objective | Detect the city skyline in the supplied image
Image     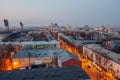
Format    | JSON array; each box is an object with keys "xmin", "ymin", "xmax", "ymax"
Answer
[{"xmin": 0, "ymin": 0, "xmax": 120, "ymax": 27}]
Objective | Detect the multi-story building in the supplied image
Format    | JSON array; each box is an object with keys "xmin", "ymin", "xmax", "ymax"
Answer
[{"xmin": 83, "ymin": 44, "xmax": 120, "ymax": 79}]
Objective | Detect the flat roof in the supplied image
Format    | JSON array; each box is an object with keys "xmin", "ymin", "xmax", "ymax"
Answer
[{"xmin": 0, "ymin": 66, "xmax": 90, "ymax": 80}]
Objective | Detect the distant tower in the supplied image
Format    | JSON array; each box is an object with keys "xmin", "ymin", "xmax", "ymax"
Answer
[
  {"xmin": 19, "ymin": 22, "xmax": 24, "ymax": 30},
  {"xmin": 54, "ymin": 23, "xmax": 59, "ymax": 28},
  {"xmin": 3, "ymin": 19, "xmax": 9, "ymax": 33},
  {"xmin": 50, "ymin": 22, "xmax": 54, "ymax": 28},
  {"xmin": 82, "ymin": 24, "xmax": 89, "ymax": 30}
]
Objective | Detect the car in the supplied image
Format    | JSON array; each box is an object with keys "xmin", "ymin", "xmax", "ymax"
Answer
[
  {"xmin": 83, "ymin": 61, "xmax": 86, "ymax": 63},
  {"xmin": 87, "ymin": 65, "xmax": 91, "ymax": 68}
]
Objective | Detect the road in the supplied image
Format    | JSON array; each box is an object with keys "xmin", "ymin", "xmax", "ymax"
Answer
[
  {"xmin": 81, "ymin": 57, "xmax": 115, "ymax": 80},
  {"xmin": 60, "ymin": 43, "xmax": 115, "ymax": 80}
]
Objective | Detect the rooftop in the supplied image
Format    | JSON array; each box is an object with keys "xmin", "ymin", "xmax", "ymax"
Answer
[
  {"xmin": 13, "ymin": 49, "xmax": 65, "ymax": 58},
  {"xmin": 13, "ymin": 49, "xmax": 79, "ymax": 64},
  {"xmin": 0, "ymin": 40, "xmax": 59, "ymax": 45},
  {"xmin": 57, "ymin": 50, "xmax": 79, "ymax": 62},
  {"xmin": 0, "ymin": 66, "xmax": 90, "ymax": 80},
  {"xmin": 84, "ymin": 44, "xmax": 120, "ymax": 64}
]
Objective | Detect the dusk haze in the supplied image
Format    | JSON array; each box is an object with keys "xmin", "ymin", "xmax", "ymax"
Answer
[
  {"xmin": 0, "ymin": 0, "xmax": 120, "ymax": 80},
  {"xmin": 0, "ymin": 0, "xmax": 120, "ymax": 26}
]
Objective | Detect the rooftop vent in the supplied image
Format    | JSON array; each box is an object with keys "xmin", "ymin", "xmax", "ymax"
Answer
[
  {"xmin": 8, "ymin": 72, "xmax": 12, "ymax": 76},
  {"xmin": 44, "ymin": 73, "xmax": 48, "ymax": 78},
  {"xmin": 51, "ymin": 72, "xmax": 55, "ymax": 77},
  {"xmin": 30, "ymin": 74, "xmax": 34, "ymax": 79},
  {"xmin": 22, "ymin": 75, "xmax": 27, "ymax": 80},
  {"xmin": 31, "ymin": 69, "xmax": 35, "ymax": 73},
  {"xmin": 75, "ymin": 73, "xmax": 82, "ymax": 77}
]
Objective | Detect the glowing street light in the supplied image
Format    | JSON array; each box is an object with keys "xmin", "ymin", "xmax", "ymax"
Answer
[{"xmin": 13, "ymin": 62, "xmax": 20, "ymax": 69}]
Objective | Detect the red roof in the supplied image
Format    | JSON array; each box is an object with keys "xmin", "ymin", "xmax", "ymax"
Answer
[{"xmin": 62, "ymin": 58, "xmax": 81, "ymax": 67}]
